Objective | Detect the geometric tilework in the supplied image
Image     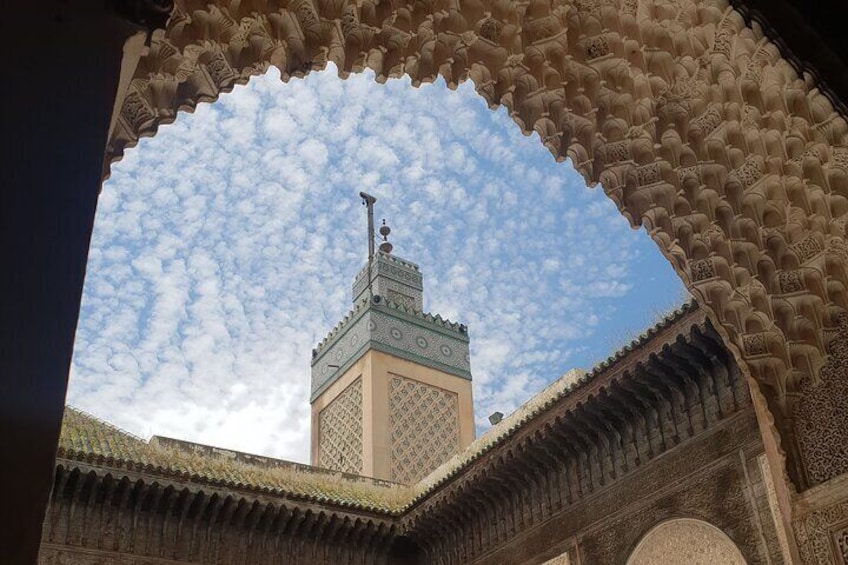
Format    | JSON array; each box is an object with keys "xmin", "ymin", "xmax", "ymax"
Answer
[
  {"xmin": 311, "ymin": 305, "xmax": 471, "ymax": 399},
  {"xmin": 352, "ymin": 253, "xmax": 423, "ymax": 310},
  {"xmin": 318, "ymin": 378, "xmax": 363, "ymax": 475},
  {"xmin": 389, "ymin": 374, "xmax": 459, "ymax": 484},
  {"xmin": 387, "ymin": 288, "xmax": 416, "ymax": 310}
]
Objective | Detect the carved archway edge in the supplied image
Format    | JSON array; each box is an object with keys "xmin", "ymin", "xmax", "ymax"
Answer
[
  {"xmin": 107, "ymin": 0, "xmax": 847, "ymax": 504},
  {"xmin": 625, "ymin": 517, "xmax": 748, "ymax": 565}
]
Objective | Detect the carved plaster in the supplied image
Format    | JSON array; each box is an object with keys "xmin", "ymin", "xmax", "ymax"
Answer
[{"xmin": 626, "ymin": 518, "xmax": 748, "ymax": 565}]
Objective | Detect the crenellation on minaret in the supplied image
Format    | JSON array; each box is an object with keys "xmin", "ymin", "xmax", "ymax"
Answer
[{"xmin": 310, "ymin": 292, "xmax": 471, "ymax": 400}]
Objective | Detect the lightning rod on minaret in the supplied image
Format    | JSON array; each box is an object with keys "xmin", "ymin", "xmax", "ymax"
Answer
[{"xmin": 359, "ymin": 192, "xmax": 377, "ymax": 296}]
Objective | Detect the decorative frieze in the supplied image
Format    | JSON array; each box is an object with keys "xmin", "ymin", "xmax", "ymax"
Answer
[
  {"xmin": 778, "ymin": 270, "xmax": 805, "ymax": 294},
  {"xmin": 689, "ymin": 258, "xmax": 716, "ymax": 282},
  {"xmin": 311, "ymin": 303, "xmax": 471, "ymax": 399},
  {"xmin": 792, "ymin": 236, "xmax": 823, "ymax": 265},
  {"xmin": 743, "ymin": 332, "xmax": 769, "ymax": 357},
  {"xmin": 795, "ymin": 314, "xmax": 848, "ymax": 485},
  {"xmin": 731, "ymin": 156, "xmax": 764, "ymax": 189}
]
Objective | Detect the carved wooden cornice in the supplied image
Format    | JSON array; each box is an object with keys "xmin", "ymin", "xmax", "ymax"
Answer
[{"xmin": 45, "ymin": 461, "xmax": 399, "ymax": 561}]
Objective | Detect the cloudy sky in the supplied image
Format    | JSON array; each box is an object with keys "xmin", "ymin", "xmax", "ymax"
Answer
[{"xmin": 69, "ymin": 65, "xmax": 687, "ymax": 463}]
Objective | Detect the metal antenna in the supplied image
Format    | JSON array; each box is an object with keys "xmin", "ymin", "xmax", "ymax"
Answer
[{"xmin": 359, "ymin": 192, "xmax": 377, "ymax": 296}]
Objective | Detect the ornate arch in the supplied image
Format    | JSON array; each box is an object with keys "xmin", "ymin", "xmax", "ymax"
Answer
[
  {"xmin": 627, "ymin": 518, "xmax": 747, "ymax": 565},
  {"xmin": 109, "ymin": 0, "xmax": 848, "ymax": 498}
]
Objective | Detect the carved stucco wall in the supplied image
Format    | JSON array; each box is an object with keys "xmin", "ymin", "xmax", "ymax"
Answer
[
  {"xmin": 795, "ymin": 495, "xmax": 848, "ymax": 565},
  {"xmin": 389, "ymin": 374, "xmax": 460, "ymax": 484},
  {"xmin": 626, "ymin": 518, "xmax": 747, "ymax": 565},
  {"xmin": 318, "ymin": 377, "xmax": 363, "ymax": 474},
  {"xmin": 758, "ymin": 454, "xmax": 793, "ymax": 562},
  {"xmin": 106, "ymin": 0, "xmax": 848, "ymax": 495},
  {"xmin": 837, "ymin": 528, "xmax": 848, "ymax": 565},
  {"xmin": 795, "ymin": 313, "xmax": 848, "ymax": 486}
]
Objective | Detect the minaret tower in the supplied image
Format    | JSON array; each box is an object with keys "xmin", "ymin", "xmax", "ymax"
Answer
[{"xmin": 310, "ymin": 193, "xmax": 475, "ymax": 484}]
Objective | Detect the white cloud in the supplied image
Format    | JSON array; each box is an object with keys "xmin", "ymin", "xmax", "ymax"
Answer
[{"xmin": 70, "ymin": 64, "xmax": 686, "ymax": 465}]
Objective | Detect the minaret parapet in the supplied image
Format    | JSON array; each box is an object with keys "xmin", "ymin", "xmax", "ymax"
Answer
[
  {"xmin": 310, "ymin": 294, "xmax": 471, "ymax": 399},
  {"xmin": 313, "ymin": 297, "xmax": 469, "ymax": 360},
  {"xmin": 312, "ymin": 296, "xmax": 371, "ymax": 357}
]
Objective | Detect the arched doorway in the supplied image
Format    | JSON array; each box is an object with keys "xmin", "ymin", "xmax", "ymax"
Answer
[
  {"xmin": 105, "ymin": 0, "xmax": 848, "ymax": 499},
  {"xmin": 627, "ymin": 518, "xmax": 747, "ymax": 565}
]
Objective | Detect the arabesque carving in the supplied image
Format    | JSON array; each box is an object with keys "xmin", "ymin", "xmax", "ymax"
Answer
[
  {"xmin": 626, "ymin": 519, "xmax": 747, "ymax": 565},
  {"xmin": 105, "ymin": 0, "xmax": 848, "ymax": 492},
  {"xmin": 795, "ymin": 314, "xmax": 848, "ymax": 486},
  {"xmin": 794, "ymin": 497, "xmax": 848, "ymax": 564}
]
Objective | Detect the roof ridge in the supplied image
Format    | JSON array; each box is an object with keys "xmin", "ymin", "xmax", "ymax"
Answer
[
  {"xmin": 65, "ymin": 404, "xmax": 147, "ymax": 443},
  {"xmin": 586, "ymin": 299, "xmax": 698, "ymax": 377}
]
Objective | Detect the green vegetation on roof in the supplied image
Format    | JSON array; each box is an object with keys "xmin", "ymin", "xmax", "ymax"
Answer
[{"xmin": 59, "ymin": 407, "xmax": 409, "ymax": 513}]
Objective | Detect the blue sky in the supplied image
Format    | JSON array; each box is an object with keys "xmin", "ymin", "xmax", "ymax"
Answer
[{"xmin": 69, "ymin": 64, "xmax": 687, "ymax": 463}]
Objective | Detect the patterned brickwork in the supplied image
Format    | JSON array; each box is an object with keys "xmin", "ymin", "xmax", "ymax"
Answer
[
  {"xmin": 318, "ymin": 378, "xmax": 363, "ymax": 474},
  {"xmin": 389, "ymin": 375, "xmax": 459, "ymax": 484}
]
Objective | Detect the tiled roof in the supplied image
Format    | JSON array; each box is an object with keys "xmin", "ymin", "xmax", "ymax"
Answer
[
  {"xmin": 58, "ymin": 407, "xmax": 409, "ymax": 513},
  {"xmin": 58, "ymin": 301, "xmax": 700, "ymax": 514}
]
